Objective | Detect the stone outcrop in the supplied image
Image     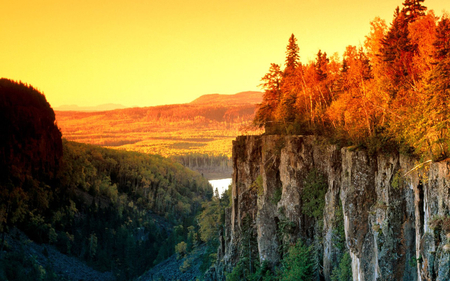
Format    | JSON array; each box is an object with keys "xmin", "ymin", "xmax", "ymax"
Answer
[{"xmin": 210, "ymin": 135, "xmax": 450, "ymax": 281}]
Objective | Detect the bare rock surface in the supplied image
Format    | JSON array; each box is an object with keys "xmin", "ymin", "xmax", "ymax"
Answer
[
  {"xmin": 138, "ymin": 246, "xmax": 205, "ymax": 281},
  {"xmin": 208, "ymin": 135, "xmax": 450, "ymax": 281},
  {"xmin": 2, "ymin": 228, "xmax": 115, "ymax": 281}
]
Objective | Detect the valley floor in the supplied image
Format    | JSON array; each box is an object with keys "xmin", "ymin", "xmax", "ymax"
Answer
[
  {"xmin": 137, "ymin": 246, "xmax": 206, "ymax": 281},
  {"xmin": 1, "ymin": 228, "xmax": 115, "ymax": 281}
]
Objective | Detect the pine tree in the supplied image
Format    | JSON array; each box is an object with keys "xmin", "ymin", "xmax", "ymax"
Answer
[
  {"xmin": 280, "ymin": 239, "xmax": 315, "ymax": 281},
  {"xmin": 422, "ymin": 55, "xmax": 450, "ymax": 159},
  {"xmin": 380, "ymin": 7, "xmax": 411, "ymax": 88},
  {"xmin": 277, "ymin": 34, "xmax": 301, "ymax": 127},
  {"xmin": 254, "ymin": 63, "xmax": 283, "ymax": 127},
  {"xmin": 433, "ymin": 15, "xmax": 450, "ymax": 60},
  {"xmin": 420, "ymin": 16, "xmax": 450, "ymax": 159},
  {"xmin": 284, "ymin": 34, "xmax": 300, "ymax": 77},
  {"xmin": 276, "ymin": 91, "xmax": 298, "ymax": 124},
  {"xmin": 402, "ymin": 0, "xmax": 427, "ymax": 22},
  {"xmin": 315, "ymin": 50, "xmax": 329, "ymax": 82}
]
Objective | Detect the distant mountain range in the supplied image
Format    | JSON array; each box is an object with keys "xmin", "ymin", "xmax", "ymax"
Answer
[
  {"xmin": 54, "ymin": 91, "xmax": 263, "ymax": 112},
  {"xmin": 54, "ymin": 91, "xmax": 264, "ymax": 163},
  {"xmin": 54, "ymin": 103, "xmax": 127, "ymax": 112},
  {"xmin": 189, "ymin": 91, "xmax": 262, "ymax": 105}
]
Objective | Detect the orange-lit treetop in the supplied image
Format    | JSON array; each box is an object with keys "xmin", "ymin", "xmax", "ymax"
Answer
[{"xmin": 255, "ymin": 1, "xmax": 450, "ymax": 160}]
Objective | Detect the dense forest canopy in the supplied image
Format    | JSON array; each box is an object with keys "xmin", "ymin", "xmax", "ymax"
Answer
[
  {"xmin": 255, "ymin": 0, "xmax": 450, "ymax": 160},
  {"xmin": 0, "ymin": 79, "xmax": 214, "ymax": 280}
]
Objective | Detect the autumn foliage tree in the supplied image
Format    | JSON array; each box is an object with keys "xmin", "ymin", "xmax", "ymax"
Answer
[
  {"xmin": 254, "ymin": 63, "xmax": 283, "ymax": 126},
  {"xmin": 255, "ymin": 0, "xmax": 450, "ymax": 159}
]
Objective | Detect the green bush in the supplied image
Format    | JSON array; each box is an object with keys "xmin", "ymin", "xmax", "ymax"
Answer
[
  {"xmin": 251, "ymin": 175, "xmax": 264, "ymax": 197},
  {"xmin": 279, "ymin": 239, "xmax": 315, "ymax": 281},
  {"xmin": 271, "ymin": 187, "xmax": 282, "ymax": 205},
  {"xmin": 302, "ymin": 169, "xmax": 327, "ymax": 219},
  {"xmin": 277, "ymin": 218, "xmax": 296, "ymax": 256},
  {"xmin": 391, "ymin": 170, "xmax": 405, "ymax": 189},
  {"xmin": 331, "ymin": 252, "xmax": 352, "ymax": 281}
]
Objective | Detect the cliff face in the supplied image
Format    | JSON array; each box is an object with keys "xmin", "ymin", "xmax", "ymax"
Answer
[{"xmin": 211, "ymin": 135, "xmax": 450, "ymax": 281}]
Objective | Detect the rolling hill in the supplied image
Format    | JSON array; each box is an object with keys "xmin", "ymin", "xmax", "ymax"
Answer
[
  {"xmin": 189, "ymin": 91, "xmax": 262, "ymax": 105},
  {"xmin": 55, "ymin": 91, "xmax": 263, "ymax": 178}
]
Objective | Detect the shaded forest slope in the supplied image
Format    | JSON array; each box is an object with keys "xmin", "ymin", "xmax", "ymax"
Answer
[{"xmin": 0, "ymin": 79, "xmax": 214, "ymax": 280}]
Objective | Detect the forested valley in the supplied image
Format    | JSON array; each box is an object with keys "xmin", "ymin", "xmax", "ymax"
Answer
[
  {"xmin": 2, "ymin": 0, "xmax": 450, "ymax": 280},
  {"xmin": 0, "ymin": 78, "xmax": 221, "ymax": 280},
  {"xmin": 54, "ymin": 92, "xmax": 263, "ymax": 180}
]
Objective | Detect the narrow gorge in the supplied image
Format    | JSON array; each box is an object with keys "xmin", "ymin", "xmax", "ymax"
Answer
[{"xmin": 208, "ymin": 135, "xmax": 450, "ymax": 281}]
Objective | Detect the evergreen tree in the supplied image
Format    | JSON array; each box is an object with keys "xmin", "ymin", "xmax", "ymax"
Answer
[
  {"xmin": 277, "ymin": 34, "xmax": 301, "ymax": 126},
  {"xmin": 315, "ymin": 50, "xmax": 329, "ymax": 82},
  {"xmin": 380, "ymin": 7, "xmax": 412, "ymax": 91},
  {"xmin": 402, "ymin": 0, "xmax": 427, "ymax": 22},
  {"xmin": 433, "ymin": 15, "xmax": 450, "ymax": 60},
  {"xmin": 284, "ymin": 34, "xmax": 300, "ymax": 77},
  {"xmin": 422, "ymin": 55, "xmax": 450, "ymax": 159},
  {"xmin": 381, "ymin": 1, "xmax": 426, "ymax": 92},
  {"xmin": 276, "ymin": 91, "xmax": 298, "ymax": 125},
  {"xmin": 254, "ymin": 63, "xmax": 283, "ymax": 127},
  {"xmin": 279, "ymin": 239, "xmax": 315, "ymax": 281},
  {"xmin": 419, "ymin": 17, "xmax": 450, "ymax": 159}
]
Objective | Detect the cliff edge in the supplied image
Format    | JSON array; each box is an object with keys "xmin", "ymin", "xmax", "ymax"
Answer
[{"xmin": 208, "ymin": 135, "xmax": 450, "ymax": 281}]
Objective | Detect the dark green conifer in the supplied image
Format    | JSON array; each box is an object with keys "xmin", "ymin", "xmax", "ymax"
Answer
[
  {"xmin": 380, "ymin": 7, "xmax": 414, "ymax": 93},
  {"xmin": 315, "ymin": 50, "xmax": 329, "ymax": 82},
  {"xmin": 402, "ymin": 0, "xmax": 427, "ymax": 22},
  {"xmin": 254, "ymin": 63, "xmax": 283, "ymax": 127},
  {"xmin": 284, "ymin": 34, "xmax": 300, "ymax": 77}
]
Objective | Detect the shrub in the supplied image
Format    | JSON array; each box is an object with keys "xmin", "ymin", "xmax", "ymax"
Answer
[
  {"xmin": 279, "ymin": 239, "xmax": 315, "ymax": 281},
  {"xmin": 271, "ymin": 187, "xmax": 282, "ymax": 205},
  {"xmin": 331, "ymin": 252, "xmax": 352, "ymax": 281},
  {"xmin": 391, "ymin": 170, "xmax": 405, "ymax": 189},
  {"xmin": 250, "ymin": 175, "xmax": 264, "ymax": 197},
  {"xmin": 429, "ymin": 215, "xmax": 450, "ymax": 233},
  {"xmin": 180, "ymin": 257, "xmax": 191, "ymax": 273},
  {"xmin": 175, "ymin": 241, "xmax": 187, "ymax": 259},
  {"xmin": 302, "ymin": 169, "xmax": 327, "ymax": 219}
]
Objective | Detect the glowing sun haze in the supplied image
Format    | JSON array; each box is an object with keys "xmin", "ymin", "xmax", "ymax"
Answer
[{"xmin": 1, "ymin": 0, "xmax": 448, "ymax": 108}]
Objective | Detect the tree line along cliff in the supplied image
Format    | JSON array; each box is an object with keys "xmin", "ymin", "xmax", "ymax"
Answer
[
  {"xmin": 206, "ymin": 2, "xmax": 450, "ymax": 278},
  {"xmin": 254, "ymin": 0, "xmax": 450, "ymax": 161}
]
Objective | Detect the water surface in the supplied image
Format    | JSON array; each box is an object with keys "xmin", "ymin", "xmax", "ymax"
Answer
[{"xmin": 209, "ymin": 178, "xmax": 232, "ymax": 197}]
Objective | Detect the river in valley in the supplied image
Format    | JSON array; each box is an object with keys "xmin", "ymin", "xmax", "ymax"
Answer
[{"xmin": 209, "ymin": 178, "xmax": 232, "ymax": 197}]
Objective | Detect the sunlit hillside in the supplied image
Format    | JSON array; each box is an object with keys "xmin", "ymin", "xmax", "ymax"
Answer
[
  {"xmin": 190, "ymin": 91, "xmax": 263, "ymax": 105},
  {"xmin": 55, "ymin": 91, "xmax": 263, "ymax": 158}
]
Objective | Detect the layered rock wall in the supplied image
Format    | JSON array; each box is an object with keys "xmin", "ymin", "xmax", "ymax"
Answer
[{"xmin": 212, "ymin": 135, "xmax": 450, "ymax": 280}]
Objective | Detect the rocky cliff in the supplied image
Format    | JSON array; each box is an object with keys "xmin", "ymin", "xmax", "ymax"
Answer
[{"xmin": 209, "ymin": 135, "xmax": 450, "ymax": 281}]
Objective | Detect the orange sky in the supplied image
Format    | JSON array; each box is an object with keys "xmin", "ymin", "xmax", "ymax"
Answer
[{"xmin": 1, "ymin": 0, "xmax": 448, "ymax": 108}]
